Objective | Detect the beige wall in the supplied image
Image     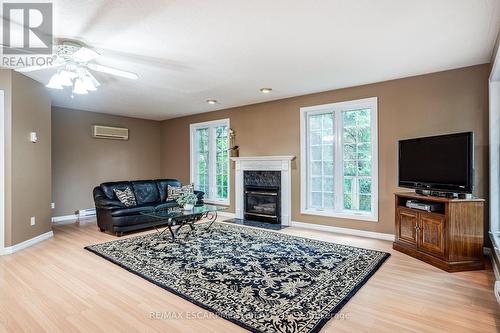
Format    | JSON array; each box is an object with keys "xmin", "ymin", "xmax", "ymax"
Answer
[
  {"xmin": 160, "ymin": 64, "xmax": 490, "ymax": 235},
  {"xmin": 10, "ymin": 72, "xmax": 52, "ymax": 245},
  {"xmin": 52, "ymin": 107, "xmax": 161, "ymax": 216},
  {"xmin": 0, "ymin": 70, "xmax": 52, "ymax": 247}
]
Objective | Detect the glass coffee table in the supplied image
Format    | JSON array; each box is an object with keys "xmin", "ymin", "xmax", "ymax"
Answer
[{"xmin": 140, "ymin": 205, "xmax": 226, "ymax": 241}]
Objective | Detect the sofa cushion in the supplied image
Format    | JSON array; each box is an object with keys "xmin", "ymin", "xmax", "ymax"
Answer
[
  {"xmin": 114, "ymin": 187, "xmax": 137, "ymax": 207},
  {"xmin": 155, "ymin": 179, "xmax": 182, "ymax": 201},
  {"xmin": 194, "ymin": 190, "xmax": 205, "ymax": 205},
  {"xmin": 167, "ymin": 184, "xmax": 194, "ymax": 201},
  {"xmin": 131, "ymin": 180, "xmax": 160, "ymax": 205},
  {"xmin": 100, "ymin": 181, "xmax": 133, "ymax": 200},
  {"xmin": 111, "ymin": 204, "xmax": 155, "ymax": 217},
  {"xmin": 111, "ymin": 214, "xmax": 160, "ymax": 227}
]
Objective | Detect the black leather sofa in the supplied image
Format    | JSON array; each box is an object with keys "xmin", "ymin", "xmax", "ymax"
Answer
[{"xmin": 93, "ymin": 179, "xmax": 204, "ymax": 235}]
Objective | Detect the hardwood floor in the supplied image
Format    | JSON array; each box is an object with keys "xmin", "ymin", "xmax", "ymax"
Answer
[{"xmin": 0, "ymin": 218, "xmax": 498, "ymax": 333}]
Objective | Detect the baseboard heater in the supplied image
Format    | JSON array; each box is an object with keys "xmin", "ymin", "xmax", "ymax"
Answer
[{"xmin": 77, "ymin": 208, "xmax": 96, "ymax": 218}]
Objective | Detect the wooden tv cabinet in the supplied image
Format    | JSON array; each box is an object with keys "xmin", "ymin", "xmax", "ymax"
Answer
[{"xmin": 393, "ymin": 192, "xmax": 485, "ymax": 272}]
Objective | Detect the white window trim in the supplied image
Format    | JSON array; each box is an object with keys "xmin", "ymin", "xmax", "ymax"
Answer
[
  {"xmin": 300, "ymin": 97, "xmax": 378, "ymax": 222},
  {"xmin": 189, "ymin": 118, "xmax": 230, "ymax": 206}
]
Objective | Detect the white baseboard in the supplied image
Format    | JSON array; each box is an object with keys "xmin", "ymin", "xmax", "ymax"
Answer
[
  {"xmin": 218, "ymin": 211, "xmax": 236, "ymax": 219},
  {"xmin": 51, "ymin": 214, "xmax": 78, "ymax": 224},
  {"xmin": 290, "ymin": 221, "xmax": 395, "ymax": 241},
  {"xmin": 0, "ymin": 230, "xmax": 54, "ymax": 255},
  {"xmin": 487, "ymin": 247, "xmax": 500, "ymax": 304},
  {"xmin": 492, "ymin": 253, "xmax": 500, "ymax": 280},
  {"xmin": 54, "ymin": 211, "xmax": 234, "ymax": 223}
]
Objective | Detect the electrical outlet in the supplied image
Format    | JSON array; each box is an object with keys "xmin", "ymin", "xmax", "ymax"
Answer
[
  {"xmin": 50, "ymin": 202, "xmax": 55, "ymax": 209},
  {"xmin": 30, "ymin": 132, "xmax": 38, "ymax": 143},
  {"xmin": 30, "ymin": 216, "xmax": 36, "ymax": 226}
]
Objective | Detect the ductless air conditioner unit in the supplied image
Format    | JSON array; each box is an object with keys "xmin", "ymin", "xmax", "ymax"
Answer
[{"xmin": 92, "ymin": 125, "xmax": 129, "ymax": 140}]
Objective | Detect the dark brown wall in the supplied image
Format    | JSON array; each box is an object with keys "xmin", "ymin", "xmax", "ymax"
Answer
[
  {"xmin": 52, "ymin": 107, "xmax": 161, "ymax": 216},
  {"xmin": 160, "ymin": 64, "xmax": 490, "ymax": 234}
]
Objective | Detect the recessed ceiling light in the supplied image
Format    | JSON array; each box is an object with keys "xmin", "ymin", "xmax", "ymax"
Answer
[
  {"xmin": 260, "ymin": 88, "xmax": 272, "ymax": 94},
  {"xmin": 206, "ymin": 99, "xmax": 217, "ymax": 105}
]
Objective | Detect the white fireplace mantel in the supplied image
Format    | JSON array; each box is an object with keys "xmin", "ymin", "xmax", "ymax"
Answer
[{"xmin": 231, "ymin": 155, "xmax": 295, "ymax": 225}]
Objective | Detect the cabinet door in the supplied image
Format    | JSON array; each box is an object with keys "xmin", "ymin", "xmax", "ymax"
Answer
[
  {"xmin": 418, "ymin": 212, "xmax": 445, "ymax": 258},
  {"xmin": 397, "ymin": 208, "xmax": 418, "ymax": 246}
]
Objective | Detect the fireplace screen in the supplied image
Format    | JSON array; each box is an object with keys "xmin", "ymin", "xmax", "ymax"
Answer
[
  {"xmin": 243, "ymin": 170, "xmax": 281, "ymax": 224},
  {"xmin": 245, "ymin": 190, "xmax": 278, "ymax": 217}
]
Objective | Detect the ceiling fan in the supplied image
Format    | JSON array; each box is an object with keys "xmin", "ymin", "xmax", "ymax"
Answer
[{"xmin": 16, "ymin": 40, "xmax": 139, "ymax": 97}]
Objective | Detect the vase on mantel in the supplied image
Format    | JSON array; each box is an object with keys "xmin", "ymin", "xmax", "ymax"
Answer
[{"xmin": 230, "ymin": 147, "xmax": 239, "ymax": 157}]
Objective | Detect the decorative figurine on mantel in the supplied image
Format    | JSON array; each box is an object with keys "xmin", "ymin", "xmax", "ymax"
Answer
[{"xmin": 229, "ymin": 128, "xmax": 239, "ymax": 157}]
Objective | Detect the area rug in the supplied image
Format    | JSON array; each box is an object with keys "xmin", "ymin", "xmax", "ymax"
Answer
[{"xmin": 85, "ymin": 222, "xmax": 389, "ymax": 333}]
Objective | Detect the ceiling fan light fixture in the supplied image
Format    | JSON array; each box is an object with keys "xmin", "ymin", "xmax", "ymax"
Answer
[
  {"xmin": 46, "ymin": 73, "xmax": 63, "ymax": 90},
  {"xmin": 58, "ymin": 70, "xmax": 75, "ymax": 86},
  {"xmin": 63, "ymin": 68, "xmax": 78, "ymax": 78},
  {"xmin": 81, "ymin": 75, "xmax": 97, "ymax": 91},
  {"xmin": 36, "ymin": 41, "xmax": 138, "ymax": 96},
  {"xmin": 73, "ymin": 79, "xmax": 88, "ymax": 95},
  {"xmin": 86, "ymin": 71, "xmax": 101, "ymax": 87}
]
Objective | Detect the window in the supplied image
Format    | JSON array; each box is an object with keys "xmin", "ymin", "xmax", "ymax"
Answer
[
  {"xmin": 190, "ymin": 119, "xmax": 230, "ymax": 205},
  {"xmin": 300, "ymin": 97, "xmax": 378, "ymax": 221}
]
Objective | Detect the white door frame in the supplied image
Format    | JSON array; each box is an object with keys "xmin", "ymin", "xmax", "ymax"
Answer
[
  {"xmin": 0, "ymin": 90, "xmax": 4, "ymax": 251},
  {"xmin": 490, "ymin": 48, "xmax": 500, "ymax": 242}
]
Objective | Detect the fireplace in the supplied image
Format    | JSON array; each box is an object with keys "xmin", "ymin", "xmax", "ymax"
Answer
[
  {"xmin": 244, "ymin": 171, "xmax": 281, "ymax": 224},
  {"xmin": 231, "ymin": 156, "xmax": 294, "ymax": 226}
]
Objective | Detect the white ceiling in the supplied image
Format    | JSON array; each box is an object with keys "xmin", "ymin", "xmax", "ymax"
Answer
[{"xmin": 19, "ymin": 0, "xmax": 500, "ymax": 120}]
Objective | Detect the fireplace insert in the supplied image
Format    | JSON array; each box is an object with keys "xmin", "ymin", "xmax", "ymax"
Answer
[{"xmin": 244, "ymin": 171, "xmax": 281, "ymax": 224}]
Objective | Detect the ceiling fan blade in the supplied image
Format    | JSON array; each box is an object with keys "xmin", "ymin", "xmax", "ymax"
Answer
[
  {"xmin": 15, "ymin": 64, "xmax": 61, "ymax": 73},
  {"xmin": 96, "ymin": 47, "xmax": 189, "ymax": 71},
  {"xmin": 87, "ymin": 63, "xmax": 138, "ymax": 80},
  {"xmin": 72, "ymin": 46, "xmax": 100, "ymax": 62}
]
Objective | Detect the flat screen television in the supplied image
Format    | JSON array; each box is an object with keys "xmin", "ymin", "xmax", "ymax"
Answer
[{"xmin": 398, "ymin": 132, "xmax": 473, "ymax": 194}]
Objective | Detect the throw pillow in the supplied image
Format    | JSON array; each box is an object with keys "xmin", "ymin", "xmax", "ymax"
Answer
[
  {"xmin": 114, "ymin": 187, "xmax": 137, "ymax": 207},
  {"xmin": 167, "ymin": 184, "xmax": 194, "ymax": 201}
]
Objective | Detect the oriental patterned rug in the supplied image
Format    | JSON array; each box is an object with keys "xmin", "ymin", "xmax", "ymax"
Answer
[{"xmin": 85, "ymin": 222, "xmax": 389, "ymax": 333}]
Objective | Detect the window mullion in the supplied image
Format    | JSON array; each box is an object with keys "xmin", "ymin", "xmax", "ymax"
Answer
[
  {"xmin": 321, "ymin": 115, "xmax": 325, "ymax": 209},
  {"xmin": 209, "ymin": 126, "xmax": 216, "ymax": 200},
  {"xmin": 194, "ymin": 130, "xmax": 199, "ymax": 190},
  {"xmin": 334, "ymin": 109, "xmax": 343, "ymax": 213},
  {"xmin": 353, "ymin": 132, "xmax": 359, "ymax": 211},
  {"xmin": 353, "ymin": 177, "xmax": 359, "ymax": 210},
  {"xmin": 306, "ymin": 116, "xmax": 311, "ymax": 209}
]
